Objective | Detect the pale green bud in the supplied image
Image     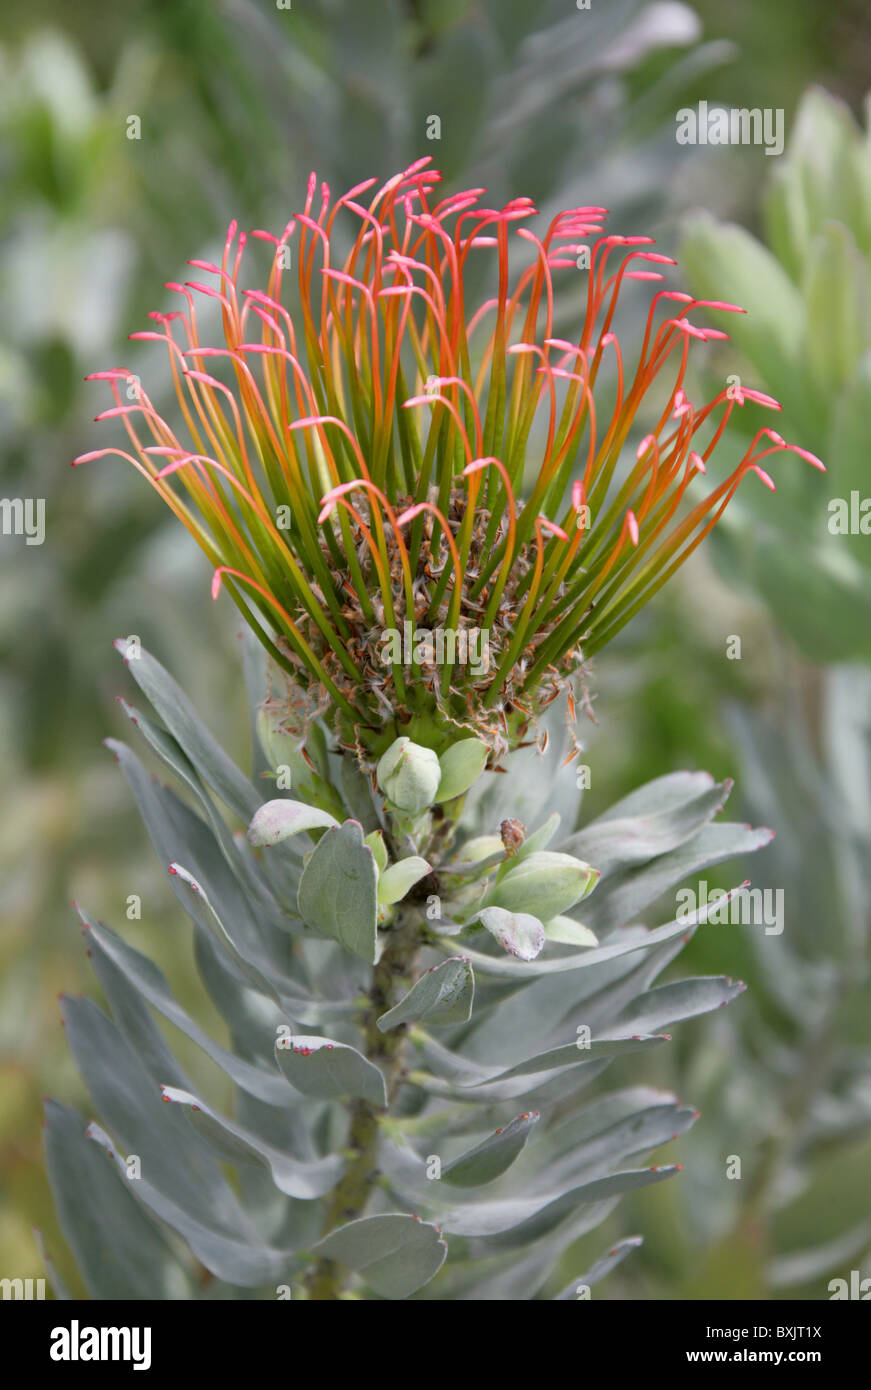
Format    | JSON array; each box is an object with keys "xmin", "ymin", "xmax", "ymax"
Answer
[
  {"xmin": 487, "ymin": 850, "xmax": 599, "ymax": 920},
  {"xmin": 376, "ymin": 737, "xmax": 441, "ymax": 815}
]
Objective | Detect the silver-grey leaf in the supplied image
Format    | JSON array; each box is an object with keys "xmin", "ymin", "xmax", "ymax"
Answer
[
  {"xmin": 312, "ymin": 1213, "xmax": 447, "ymax": 1298},
  {"xmin": 377, "ymin": 957, "xmax": 474, "ymax": 1032},
  {"xmin": 297, "ymin": 821, "xmax": 378, "ymax": 963},
  {"xmin": 275, "ymin": 1034, "xmax": 387, "ymax": 1107},
  {"xmin": 115, "ymin": 639, "xmax": 261, "ymax": 822}
]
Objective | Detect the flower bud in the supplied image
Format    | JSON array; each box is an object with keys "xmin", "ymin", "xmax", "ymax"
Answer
[
  {"xmin": 486, "ymin": 850, "xmax": 599, "ymax": 921},
  {"xmin": 500, "ymin": 818, "xmax": 526, "ymax": 857},
  {"xmin": 376, "ymin": 736, "xmax": 441, "ymax": 815}
]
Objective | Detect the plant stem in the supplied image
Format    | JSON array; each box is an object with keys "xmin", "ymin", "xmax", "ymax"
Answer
[{"xmin": 304, "ymin": 905, "xmax": 423, "ymax": 1300}]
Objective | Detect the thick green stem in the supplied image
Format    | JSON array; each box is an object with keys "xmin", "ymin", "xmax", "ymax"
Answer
[{"xmin": 304, "ymin": 905, "xmax": 423, "ymax": 1300}]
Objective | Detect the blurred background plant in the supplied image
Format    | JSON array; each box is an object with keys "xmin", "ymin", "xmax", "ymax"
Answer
[
  {"xmin": 1, "ymin": 0, "xmax": 869, "ymax": 1298},
  {"xmin": 681, "ymin": 86, "xmax": 871, "ymax": 664}
]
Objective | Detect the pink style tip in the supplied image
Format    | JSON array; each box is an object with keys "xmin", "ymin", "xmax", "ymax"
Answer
[
  {"xmin": 636, "ymin": 434, "xmax": 656, "ymax": 461},
  {"xmin": 72, "ymin": 450, "xmax": 112, "ymax": 466},
  {"xmin": 789, "ymin": 444, "xmax": 826, "ymax": 471},
  {"xmin": 539, "ymin": 516, "xmax": 569, "ymax": 543},
  {"xmin": 696, "ymin": 299, "xmax": 747, "ymax": 314},
  {"xmin": 751, "ymin": 465, "xmax": 776, "ymax": 491},
  {"xmin": 739, "ymin": 388, "xmax": 782, "ymax": 410}
]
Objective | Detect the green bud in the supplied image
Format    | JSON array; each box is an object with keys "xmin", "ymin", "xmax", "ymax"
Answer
[
  {"xmin": 487, "ymin": 851, "xmax": 599, "ymax": 920},
  {"xmin": 376, "ymin": 737, "xmax": 441, "ymax": 815},
  {"xmin": 436, "ymin": 738, "xmax": 489, "ymax": 802}
]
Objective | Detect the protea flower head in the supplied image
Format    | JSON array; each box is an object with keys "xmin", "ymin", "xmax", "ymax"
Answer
[{"xmin": 76, "ymin": 156, "xmax": 823, "ymax": 765}]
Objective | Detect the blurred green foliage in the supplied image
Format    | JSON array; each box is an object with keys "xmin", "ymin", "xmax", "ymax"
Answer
[{"xmin": 682, "ymin": 87, "xmax": 871, "ymax": 663}]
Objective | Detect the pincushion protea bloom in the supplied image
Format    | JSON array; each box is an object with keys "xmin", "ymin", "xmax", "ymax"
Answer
[
  {"xmin": 54, "ymin": 160, "xmax": 814, "ymax": 1306},
  {"xmin": 76, "ymin": 156, "xmax": 822, "ymax": 763}
]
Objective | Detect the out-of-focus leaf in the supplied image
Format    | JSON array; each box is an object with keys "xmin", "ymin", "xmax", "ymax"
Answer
[
  {"xmin": 802, "ymin": 222, "xmax": 871, "ymax": 396},
  {"xmin": 680, "ymin": 212, "xmax": 806, "ymax": 415},
  {"xmin": 554, "ymin": 1235, "xmax": 643, "ymax": 1298},
  {"xmin": 86, "ymin": 1122, "xmax": 294, "ymax": 1287},
  {"xmin": 61, "ymin": 995, "xmax": 248, "ymax": 1233},
  {"xmin": 412, "ymin": 1033, "xmax": 669, "ymax": 1103},
  {"xmin": 612, "ymin": 976, "xmax": 747, "ymax": 1035},
  {"xmin": 580, "ymin": 821, "xmax": 774, "ymax": 936},
  {"xmin": 33, "ymin": 1228, "xmax": 74, "ymax": 1302},
  {"xmin": 597, "ymin": 771, "xmax": 720, "ymax": 820},
  {"xmin": 562, "ymin": 777, "xmax": 733, "ymax": 876},
  {"xmin": 768, "ymin": 1221, "xmax": 871, "ymax": 1289},
  {"xmin": 44, "ymin": 1101, "xmax": 190, "ymax": 1301},
  {"xmin": 751, "ymin": 536, "xmax": 871, "ymax": 665},
  {"xmin": 548, "ymin": 1097, "xmax": 698, "ymax": 1170},
  {"xmin": 765, "ymin": 87, "xmax": 871, "ymax": 274}
]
